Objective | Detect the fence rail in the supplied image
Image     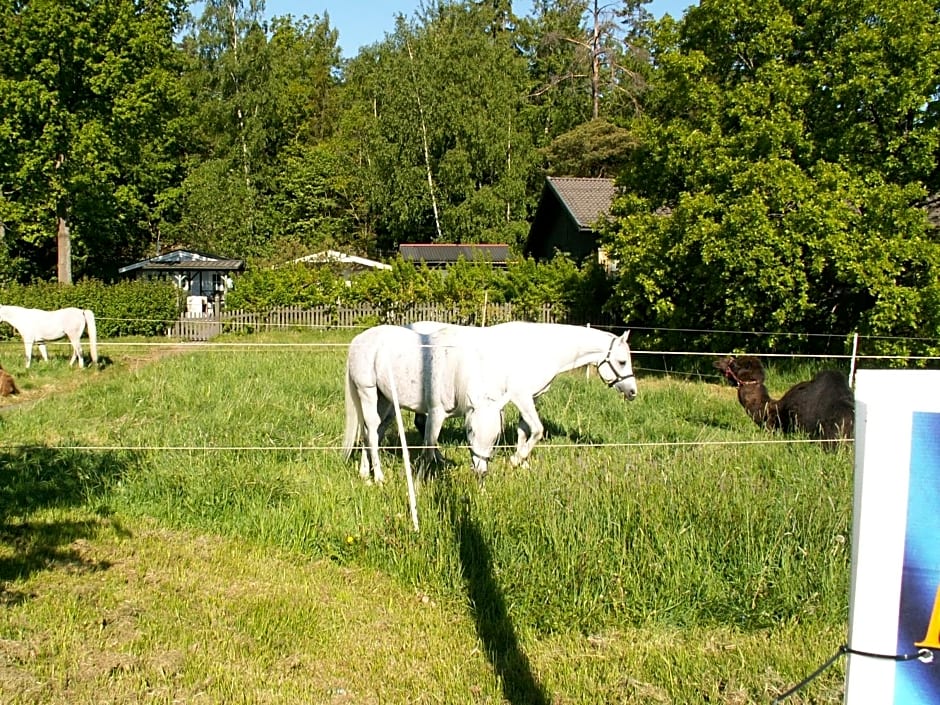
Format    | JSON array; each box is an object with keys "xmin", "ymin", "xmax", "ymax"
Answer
[{"xmin": 170, "ymin": 303, "xmax": 566, "ymax": 341}]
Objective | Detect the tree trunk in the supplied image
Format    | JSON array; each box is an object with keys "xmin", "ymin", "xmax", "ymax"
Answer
[
  {"xmin": 57, "ymin": 214, "xmax": 72, "ymax": 284},
  {"xmin": 406, "ymin": 40, "xmax": 442, "ymax": 241},
  {"xmin": 54, "ymin": 152, "xmax": 72, "ymax": 283},
  {"xmin": 56, "ymin": 215, "xmax": 72, "ymax": 284},
  {"xmin": 591, "ymin": 0, "xmax": 601, "ymax": 120}
]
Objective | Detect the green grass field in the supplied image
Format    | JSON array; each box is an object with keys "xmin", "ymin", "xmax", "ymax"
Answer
[{"xmin": 0, "ymin": 331, "xmax": 853, "ymax": 703}]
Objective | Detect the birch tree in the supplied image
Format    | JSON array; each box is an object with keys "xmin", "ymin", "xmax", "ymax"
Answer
[
  {"xmin": 340, "ymin": 2, "xmax": 538, "ymax": 251},
  {"xmin": 175, "ymin": 4, "xmax": 342, "ymax": 258}
]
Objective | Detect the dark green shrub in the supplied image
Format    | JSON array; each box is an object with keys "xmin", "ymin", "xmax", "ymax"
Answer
[
  {"xmin": 222, "ymin": 255, "xmax": 612, "ymax": 324},
  {"xmin": 0, "ymin": 279, "xmax": 179, "ymax": 338}
]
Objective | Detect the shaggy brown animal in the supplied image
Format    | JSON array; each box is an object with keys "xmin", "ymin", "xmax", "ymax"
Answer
[
  {"xmin": 0, "ymin": 364, "xmax": 19, "ymax": 396},
  {"xmin": 714, "ymin": 355, "xmax": 854, "ymax": 447}
]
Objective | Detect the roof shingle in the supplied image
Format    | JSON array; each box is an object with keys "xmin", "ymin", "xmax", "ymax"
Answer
[
  {"xmin": 547, "ymin": 177, "xmax": 617, "ymax": 229},
  {"xmin": 399, "ymin": 243, "xmax": 508, "ymax": 264}
]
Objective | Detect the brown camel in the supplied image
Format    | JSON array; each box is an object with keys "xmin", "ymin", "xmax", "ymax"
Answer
[
  {"xmin": 714, "ymin": 355, "xmax": 853, "ymax": 447},
  {"xmin": 0, "ymin": 363, "xmax": 19, "ymax": 396}
]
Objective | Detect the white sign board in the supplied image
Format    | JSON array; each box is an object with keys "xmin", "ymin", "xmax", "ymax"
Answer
[{"xmin": 847, "ymin": 370, "xmax": 940, "ymax": 703}]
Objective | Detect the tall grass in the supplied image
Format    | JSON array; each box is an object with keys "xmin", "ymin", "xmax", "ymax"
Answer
[
  {"xmin": 0, "ymin": 330, "xmax": 854, "ymax": 702},
  {"xmin": 0, "ymin": 332, "xmax": 852, "ymax": 628}
]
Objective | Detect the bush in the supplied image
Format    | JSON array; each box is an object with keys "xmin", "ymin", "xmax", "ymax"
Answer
[
  {"xmin": 226, "ymin": 255, "xmax": 612, "ymax": 324},
  {"xmin": 225, "ymin": 263, "xmax": 348, "ymax": 312},
  {"xmin": 0, "ymin": 279, "xmax": 180, "ymax": 338}
]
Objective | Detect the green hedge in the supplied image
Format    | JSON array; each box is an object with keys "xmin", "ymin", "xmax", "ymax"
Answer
[
  {"xmin": 0, "ymin": 279, "xmax": 180, "ymax": 338},
  {"xmin": 226, "ymin": 255, "xmax": 613, "ymax": 323}
]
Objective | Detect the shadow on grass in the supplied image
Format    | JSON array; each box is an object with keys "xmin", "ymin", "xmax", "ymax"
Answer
[
  {"xmin": 537, "ymin": 417, "xmax": 604, "ymax": 446},
  {"xmin": 0, "ymin": 445, "xmax": 137, "ymax": 603},
  {"xmin": 420, "ymin": 411, "xmax": 606, "ymax": 456},
  {"xmin": 436, "ymin": 482, "xmax": 549, "ymax": 705}
]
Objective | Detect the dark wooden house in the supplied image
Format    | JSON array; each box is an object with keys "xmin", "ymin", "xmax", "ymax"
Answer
[{"xmin": 524, "ymin": 177, "xmax": 617, "ymax": 264}]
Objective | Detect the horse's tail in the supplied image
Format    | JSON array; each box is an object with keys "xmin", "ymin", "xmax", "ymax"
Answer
[
  {"xmin": 83, "ymin": 309, "xmax": 98, "ymax": 363},
  {"xmin": 342, "ymin": 361, "xmax": 361, "ymax": 460}
]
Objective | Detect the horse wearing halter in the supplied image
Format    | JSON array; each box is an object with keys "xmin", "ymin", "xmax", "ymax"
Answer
[{"xmin": 596, "ymin": 335, "xmax": 636, "ymax": 388}]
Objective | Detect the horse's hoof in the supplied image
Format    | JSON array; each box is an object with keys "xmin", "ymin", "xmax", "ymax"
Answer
[{"xmin": 509, "ymin": 454, "xmax": 522, "ymax": 467}]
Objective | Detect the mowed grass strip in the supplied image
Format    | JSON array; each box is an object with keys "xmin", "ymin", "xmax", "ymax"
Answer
[
  {"xmin": 0, "ymin": 330, "xmax": 852, "ymax": 703},
  {"xmin": 0, "ymin": 513, "xmax": 845, "ymax": 705},
  {"xmin": 0, "ymin": 514, "xmax": 505, "ymax": 704}
]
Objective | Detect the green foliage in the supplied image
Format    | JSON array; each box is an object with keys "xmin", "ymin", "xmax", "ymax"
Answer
[
  {"xmin": 223, "ymin": 255, "xmax": 611, "ymax": 324},
  {"xmin": 0, "ymin": 0, "xmax": 188, "ymax": 281},
  {"xmin": 0, "ymin": 279, "xmax": 179, "ymax": 338},
  {"xmin": 604, "ymin": 0, "xmax": 940, "ymax": 355},
  {"xmin": 225, "ymin": 262, "xmax": 348, "ymax": 311},
  {"xmin": 540, "ymin": 118, "xmax": 638, "ymax": 177},
  {"xmin": 171, "ymin": 9, "xmax": 343, "ymax": 260},
  {"xmin": 519, "ymin": 0, "xmax": 654, "ymax": 141},
  {"xmin": 4, "ymin": 0, "xmax": 939, "ymax": 357},
  {"xmin": 338, "ymin": 3, "xmax": 539, "ymax": 250}
]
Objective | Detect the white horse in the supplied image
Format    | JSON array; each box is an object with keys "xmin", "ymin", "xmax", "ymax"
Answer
[
  {"xmin": 343, "ymin": 324, "xmax": 505, "ymax": 483},
  {"xmin": 403, "ymin": 321, "xmax": 638, "ymax": 468},
  {"xmin": 0, "ymin": 305, "xmax": 98, "ymax": 368}
]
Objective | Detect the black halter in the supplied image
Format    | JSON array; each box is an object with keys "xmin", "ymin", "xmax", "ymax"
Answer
[
  {"xmin": 470, "ymin": 447, "xmax": 494, "ymax": 463},
  {"xmin": 597, "ymin": 336, "xmax": 636, "ymax": 388}
]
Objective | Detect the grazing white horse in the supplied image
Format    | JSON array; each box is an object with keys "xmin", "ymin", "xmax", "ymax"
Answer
[
  {"xmin": 343, "ymin": 324, "xmax": 505, "ymax": 483},
  {"xmin": 0, "ymin": 305, "xmax": 98, "ymax": 368},
  {"xmin": 404, "ymin": 321, "xmax": 638, "ymax": 468}
]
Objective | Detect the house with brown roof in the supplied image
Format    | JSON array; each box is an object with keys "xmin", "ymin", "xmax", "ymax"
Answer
[
  {"xmin": 524, "ymin": 176, "xmax": 617, "ymax": 266},
  {"xmin": 399, "ymin": 243, "xmax": 509, "ymax": 268}
]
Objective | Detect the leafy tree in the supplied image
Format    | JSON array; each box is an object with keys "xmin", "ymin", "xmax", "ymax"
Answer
[
  {"xmin": 540, "ymin": 118, "xmax": 637, "ymax": 176},
  {"xmin": 338, "ymin": 1, "xmax": 538, "ymax": 252},
  {"xmin": 604, "ymin": 0, "xmax": 940, "ymax": 355},
  {"xmin": 263, "ymin": 142, "xmax": 367, "ymax": 261},
  {"xmin": 0, "ymin": 0, "xmax": 188, "ymax": 283},
  {"xmin": 173, "ymin": 4, "xmax": 342, "ymax": 260}
]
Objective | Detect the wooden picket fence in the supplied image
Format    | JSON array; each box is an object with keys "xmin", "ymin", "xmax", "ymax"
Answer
[{"xmin": 169, "ymin": 302, "xmax": 564, "ymax": 341}]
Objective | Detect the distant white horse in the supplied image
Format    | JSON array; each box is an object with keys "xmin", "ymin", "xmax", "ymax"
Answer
[
  {"xmin": 403, "ymin": 321, "xmax": 638, "ymax": 468},
  {"xmin": 343, "ymin": 324, "xmax": 505, "ymax": 484},
  {"xmin": 0, "ymin": 305, "xmax": 98, "ymax": 368}
]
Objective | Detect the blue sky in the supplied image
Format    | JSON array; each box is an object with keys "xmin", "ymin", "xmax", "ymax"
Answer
[{"xmin": 261, "ymin": 0, "xmax": 693, "ymax": 57}]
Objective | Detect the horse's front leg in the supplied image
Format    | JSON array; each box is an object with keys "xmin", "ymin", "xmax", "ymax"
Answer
[
  {"xmin": 422, "ymin": 408, "xmax": 448, "ymax": 469},
  {"xmin": 510, "ymin": 397, "xmax": 543, "ymax": 469},
  {"xmin": 37, "ymin": 341, "xmax": 48, "ymax": 363}
]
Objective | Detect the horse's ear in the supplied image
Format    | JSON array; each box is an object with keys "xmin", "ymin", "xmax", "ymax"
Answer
[{"xmin": 621, "ymin": 330, "xmax": 630, "ymax": 342}]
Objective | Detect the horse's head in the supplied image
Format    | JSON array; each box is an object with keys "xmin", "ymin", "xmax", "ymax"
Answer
[
  {"xmin": 596, "ymin": 331, "xmax": 638, "ymax": 400},
  {"xmin": 464, "ymin": 397, "xmax": 504, "ymax": 478}
]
